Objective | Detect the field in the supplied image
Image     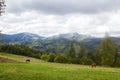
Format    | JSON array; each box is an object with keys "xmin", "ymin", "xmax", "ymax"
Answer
[{"xmin": 0, "ymin": 52, "xmax": 120, "ymax": 80}]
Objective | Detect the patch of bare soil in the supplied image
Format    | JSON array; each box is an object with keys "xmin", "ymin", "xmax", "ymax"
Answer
[{"xmin": 0, "ymin": 57, "xmax": 20, "ymax": 63}]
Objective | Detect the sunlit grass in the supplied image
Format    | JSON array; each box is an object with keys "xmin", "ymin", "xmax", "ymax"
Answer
[{"xmin": 0, "ymin": 52, "xmax": 42, "ymax": 63}]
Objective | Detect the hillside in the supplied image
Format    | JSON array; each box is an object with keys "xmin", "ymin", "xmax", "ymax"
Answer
[
  {"xmin": 1, "ymin": 33, "xmax": 95, "ymax": 52},
  {"xmin": 0, "ymin": 52, "xmax": 120, "ymax": 80},
  {"xmin": 0, "ymin": 52, "xmax": 42, "ymax": 63},
  {"xmin": 1, "ymin": 32, "xmax": 120, "ymax": 53},
  {"xmin": 0, "ymin": 56, "xmax": 19, "ymax": 63},
  {"xmin": 4, "ymin": 32, "xmax": 44, "ymax": 43}
]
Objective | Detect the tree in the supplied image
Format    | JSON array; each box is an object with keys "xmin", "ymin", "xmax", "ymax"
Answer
[
  {"xmin": 98, "ymin": 35, "xmax": 116, "ymax": 66},
  {"xmin": 41, "ymin": 54, "xmax": 50, "ymax": 61},
  {"xmin": 77, "ymin": 43, "xmax": 87, "ymax": 59},
  {"xmin": 76, "ymin": 43, "xmax": 92, "ymax": 64},
  {"xmin": 112, "ymin": 45, "xmax": 120, "ymax": 67},
  {"xmin": 48, "ymin": 53, "xmax": 56, "ymax": 62},
  {"xmin": 54, "ymin": 54, "xmax": 68, "ymax": 63},
  {"xmin": 68, "ymin": 43, "xmax": 76, "ymax": 58},
  {"xmin": 80, "ymin": 56, "xmax": 93, "ymax": 65}
]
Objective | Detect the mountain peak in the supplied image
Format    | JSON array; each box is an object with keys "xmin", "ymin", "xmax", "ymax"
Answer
[
  {"xmin": 46, "ymin": 33, "xmax": 91, "ymax": 41},
  {"xmin": 4, "ymin": 32, "xmax": 44, "ymax": 43}
]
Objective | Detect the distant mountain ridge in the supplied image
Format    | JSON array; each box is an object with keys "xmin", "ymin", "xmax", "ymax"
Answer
[
  {"xmin": 3, "ymin": 32, "xmax": 92, "ymax": 43},
  {"xmin": 46, "ymin": 33, "xmax": 91, "ymax": 42},
  {"xmin": 1, "ymin": 32, "xmax": 120, "ymax": 53},
  {"xmin": 4, "ymin": 32, "xmax": 44, "ymax": 43}
]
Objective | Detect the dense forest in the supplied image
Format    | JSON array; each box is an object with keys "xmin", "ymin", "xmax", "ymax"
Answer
[{"xmin": 0, "ymin": 44, "xmax": 44, "ymax": 59}]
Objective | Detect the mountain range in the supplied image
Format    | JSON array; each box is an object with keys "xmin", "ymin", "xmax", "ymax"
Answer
[{"xmin": 1, "ymin": 32, "xmax": 120, "ymax": 53}]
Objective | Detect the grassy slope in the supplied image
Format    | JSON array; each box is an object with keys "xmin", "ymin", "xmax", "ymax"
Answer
[{"xmin": 0, "ymin": 52, "xmax": 120, "ymax": 80}]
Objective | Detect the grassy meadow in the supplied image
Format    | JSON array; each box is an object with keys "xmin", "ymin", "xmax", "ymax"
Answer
[{"xmin": 0, "ymin": 52, "xmax": 120, "ymax": 80}]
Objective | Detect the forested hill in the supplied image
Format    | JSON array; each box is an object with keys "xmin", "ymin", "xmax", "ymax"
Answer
[
  {"xmin": 0, "ymin": 44, "xmax": 44, "ymax": 59},
  {"xmin": 4, "ymin": 32, "xmax": 44, "ymax": 43},
  {"xmin": 1, "ymin": 32, "xmax": 120, "ymax": 53}
]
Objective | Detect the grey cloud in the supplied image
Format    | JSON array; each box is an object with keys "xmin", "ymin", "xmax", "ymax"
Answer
[
  {"xmin": 110, "ymin": 31, "xmax": 120, "ymax": 35},
  {"xmin": 7, "ymin": 0, "xmax": 120, "ymax": 15}
]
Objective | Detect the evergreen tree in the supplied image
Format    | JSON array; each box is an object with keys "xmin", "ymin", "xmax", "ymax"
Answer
[
  {"xmin": 98, "ymin": 35, "xmax": 116, "ymax": 66},
  {"xmin": 69, "ymin": 43, "xmax": 76, "ymax": 58},
  {"xmin": 77, "ymin": 43, "xmax": 93, "ymax": 64},
  {"xmin": 77, "ymin": 43, "xmax": 87, "ymax": 58},
  {"xmin": 112, "ymin": 44, "xmax": 119, "ymax": 67}
]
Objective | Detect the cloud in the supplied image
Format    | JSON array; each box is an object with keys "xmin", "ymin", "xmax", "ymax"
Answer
[
  {"xmin": 6, "ymin": 0, "xmax": 120, "ymax": 15},
  {"xmin": 0, "ymin": 0, "xmax": 120, "ymax": 37},
  {"xmin": 0, "ymin": 10, "xmax": 120, "ymax": 37},
  {"xmin": 0, "ymin": 12, "xmax": 69, "ymax": 36}
]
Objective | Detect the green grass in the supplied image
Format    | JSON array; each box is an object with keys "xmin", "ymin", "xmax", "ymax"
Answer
[{"xmin": 0, "ymin": 52, "xmax": 120, "ymax": 80}]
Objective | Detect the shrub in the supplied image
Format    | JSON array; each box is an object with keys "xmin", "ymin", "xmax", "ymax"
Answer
[
  {"xmin": 68, "ymin": 57, "xmax": 80, "ymax": 64},
  {"xmin": 80, "ymin": 56, "xmax": 93, "ymax": 65},
  {"xmin": 48, "ymin": 53, "xmax": 56, "ymax": 62},
  {"xmin": 41, "ymin": 54, "xmax": 50, "ymax": 61},
  {"xmin": 54, "ymin": 55, "xmax": 68, "ymax": 63}
]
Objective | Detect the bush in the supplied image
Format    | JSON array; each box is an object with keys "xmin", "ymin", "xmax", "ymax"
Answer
[
  {"xmin": 68, "ymin": 57, "xmax": 80, "ymax": 64},
  {"xmin": 54, "ymin": 55, "xmax": 68, "ymax": 63},
  {"xmin": 48, "ymin": 53, "xmax": 56, "ymax": 62},
  {"xmin": 41, "ymin": 54, "xmax": 50, "ymax": 61},
  {"xmin": 80, "ymin": 56, "xmax": 93, "ymax": 65},
  {"xmin": 114, "ymin": 57, "xmax": 120, "ymax": 67}
]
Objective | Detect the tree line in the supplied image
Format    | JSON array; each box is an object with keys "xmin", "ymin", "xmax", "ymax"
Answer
[
  {"xmin": 41, "ymin": 35, "xmax": 120, "ymax": 67},
  {"xmin": 0, "ymin": 44, "xmax": 44, "ymax": 58}
]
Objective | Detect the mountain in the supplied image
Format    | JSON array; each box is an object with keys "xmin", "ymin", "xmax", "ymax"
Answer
[
  {"xmin": 0, "ymin": 32, "xmax": 105, "ymax": 50},
  {"xmin": 46, "ymin": 33, "xmax": 91, "ymax": 42},
  {"xmin": 4, "ymin": 32, "xmax": 44, "ymax": 43},
  {"xmin": 1, "ymin": 32, "xmax": 120, "ymax": 53}
]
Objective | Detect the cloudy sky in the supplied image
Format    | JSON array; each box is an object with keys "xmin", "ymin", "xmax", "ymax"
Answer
[{"xmin": 0, "ymin": 0, "xmax": 120, "ymax": 37}]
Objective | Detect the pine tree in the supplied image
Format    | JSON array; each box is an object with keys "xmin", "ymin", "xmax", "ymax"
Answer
[
  {"xmin": 77, "ymin": 43, "xmax": 93, "ymax": 65},
  {"xmin": 98, "ymin": 35, "xmax": 116, "ymax": 66},
  {"xmin": 69, "ymin": 43, "xmax": 76, "ymax": 58},
  {"xmin": 77, "ymin": 43, "xmax": 87, "ymax": 58}
]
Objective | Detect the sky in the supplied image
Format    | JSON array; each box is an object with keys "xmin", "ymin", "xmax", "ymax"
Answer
[{"xmin": 0, "ymin": 0, "xmax": 120, "ymax": 37}]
